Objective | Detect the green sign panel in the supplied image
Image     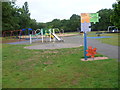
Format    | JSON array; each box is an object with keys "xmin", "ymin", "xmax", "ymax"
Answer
[{"xmin": 89, "ymin": 13, "xmax": 100, "ymax": 24}]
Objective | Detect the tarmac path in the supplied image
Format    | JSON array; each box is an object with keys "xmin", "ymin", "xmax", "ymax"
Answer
[
  {"xmin": 8, "ymin": 35, "xmax": 118, "ymax": 60},
  {"xmin": 62, "ymin": 35, "xmax": 119, "ymax": 60}
]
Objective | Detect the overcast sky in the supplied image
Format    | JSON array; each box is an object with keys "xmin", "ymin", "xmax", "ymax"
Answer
[{"xmin": 15, "ymin": 0, "xmax": 116, "ymax": 23}]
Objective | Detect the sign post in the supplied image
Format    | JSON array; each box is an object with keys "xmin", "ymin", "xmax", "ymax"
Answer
[
  {"xmin": 80, "ymin": 13, "xmax": 100, "ymax": 60},
  {"xmin": 84, "ymin": 32, "xmax": 87, "ymax": 60},
  {"xmin": 81, "ymin": 13, "xmax": 91, "ymax": 60}
]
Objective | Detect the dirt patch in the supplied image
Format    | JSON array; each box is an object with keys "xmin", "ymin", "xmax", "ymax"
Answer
[
  {"xmin": 43, "ymin": 60, "xmax": 53, "ymax": 65},
  {"xmin": 71, "ymin": 79, "xmax": 78, "ymax": 85},
  {"xmin": 16, "ymin": 59, "xmax": 34, "ymax": 66},
  {"xmin": 81, "ymin": 57, "xmax": 109, "ymax": 61},
  {"xmin": 43, "ymin": 51, "xmax": 59, "ymax": 54}
]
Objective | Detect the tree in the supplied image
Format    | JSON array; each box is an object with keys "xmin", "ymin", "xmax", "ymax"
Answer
[
  {"xmin": 60, "ymin": 19, "xmax": 71, "ymax": 32},
  {"xmin": 37, "ymin": 23, "xmax": 46, "ymax": 29},
  {"xmin": 2, "ymin": 2, "xmax": 17, "ymax": 31},
  {"xmin": 46, "ymin": 19, "xmax": 61, "ymax": 29},
  {"xmin": 2, "ymin": 1, "xmax": 33, "ymax": 31},
  {"xmin": 19, "ymin": 2, "xmax": 31, "ymax": 28},
  {"xmin": 91, "ymin": 9, "xmax": 113, "ymax": 31},
  {"xmin": 30, "ymin": 19, "xmax": 38, "ymax": 29},
  {"xmin": 111, "ymin": 1, "xmax": 120, "ymax": 29},
  {"xmin": 45, "ymin": 14, "xmax": 80, "ymax": 32},
  {"xmin": 59, "ymin": 19, "xmax": 68, "ymax": 31},
  {"xmin": 69, "ymin": 14, "xmax": 80, "ymax": 31}
]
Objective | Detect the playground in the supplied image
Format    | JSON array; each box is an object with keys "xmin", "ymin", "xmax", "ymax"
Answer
[
  {"xmin": 2, "ymin": 30, "xmax": 119, "ymax": 88},
  {"xmin": 1, "ymin": 15, "xmax": 119, "ymax": 88},
  {"xmin": 1, "ymin": 0, "xmax": 120, "ymax": 88}
]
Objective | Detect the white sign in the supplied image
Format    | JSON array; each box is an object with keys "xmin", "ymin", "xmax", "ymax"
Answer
[{"xmin": 81, "ymin": 22, "xmax": 91, "ymax": 33}]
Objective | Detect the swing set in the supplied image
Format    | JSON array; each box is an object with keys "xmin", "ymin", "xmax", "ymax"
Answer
[{"xmin": 2, "ymin": 28, "xmax": 33, "ymax": 40}]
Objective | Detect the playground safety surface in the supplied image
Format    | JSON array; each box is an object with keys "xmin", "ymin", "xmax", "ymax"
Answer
[{"xmin": 24, "ymin": 42, "xmax": 83, "ymax": 49}]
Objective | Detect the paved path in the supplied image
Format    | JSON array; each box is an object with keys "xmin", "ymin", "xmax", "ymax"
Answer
[
  {"xmin": 8, "ymin": 35, "xmax": 118, "ymax": 60},
  {"xmin": 63, "ymin": 36, "xmax": 119, "ymax": 59},
  {"xmin": 61, "ymin": 36, "xmax": 119, "ymax": 59},
  {"xmin": 87, "ymin": 38, "xmax": 119, "ymax": 59}
]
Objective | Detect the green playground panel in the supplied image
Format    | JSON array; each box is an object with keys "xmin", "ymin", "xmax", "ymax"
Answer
[
  {"xmin": 43, "ymin": 28, "xmax": 51, "ymax": 35},
  {"xmin": 89, "ymin": 13, "xmax": 100, "ymax": 24},
  {"xmin": 31, "ymin": 32, "xmax": 41, "ymax": 37},
  {"xmin": 31, "ymin": 28, "xmax": 54, "ymax": 37},
  {"xmin": 43, "ymin": 28, "xmax": 47, "ymax": 35}
]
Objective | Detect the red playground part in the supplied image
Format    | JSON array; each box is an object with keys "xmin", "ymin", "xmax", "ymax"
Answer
[
  {"xmin": 2, "ymin": 30, "xmax": 22, "ymax": 37},
  {"xmin": 86, "ymin": 46, "xmax": 97, "ymax": 58}
]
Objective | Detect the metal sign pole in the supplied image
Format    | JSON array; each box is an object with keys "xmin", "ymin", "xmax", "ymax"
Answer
[{"xmin": 84, "ymin": 32, "xmax": 87, "ymax": 60}]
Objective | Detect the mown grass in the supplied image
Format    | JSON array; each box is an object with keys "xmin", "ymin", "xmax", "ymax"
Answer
[
  {"xmin": 2, "ymin": 44, "xmax": 118, "ymax": 88},
  {"xmin": 0, "ymin": 43, "xmax": 2, "ymax": 89},
  {"xmin": 97, "ymin": 33, "xmax": 119, "ymax": 46},
  {"xmin": 86, "ymin": 32, "xmax": 119, "ymax": 46}
]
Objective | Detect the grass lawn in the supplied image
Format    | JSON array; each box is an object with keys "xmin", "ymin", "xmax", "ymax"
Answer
[
  {"xmin": 97, "ymin": 33, "xmax": 119, "ymax": 46},
  {"xmin": 87, "ymin": 32, "xmax": 119, "ymax": 46},
  {"xmin": 0, "ymin": 43, "xmax": 2, "ymax": 89},
  {"xmin": 2, "ymin": 44, "xmax": 118, "ymax": 88}
]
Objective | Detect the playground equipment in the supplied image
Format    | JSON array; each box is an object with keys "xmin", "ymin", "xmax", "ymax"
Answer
[
  {"xmin": 2, "ymin": 30, "xmax": 22, "ymax": 39},
  {"xmin": 2, "ymin": 28, "xmax": 64, "ymax": 44},
  {"xmin": 29, "ymin": 28, "xmax": 63, "ymax": 44},
  {"xmin": 2, "ymin": 28, "xmax": 33, "ymax": 39},
  {"xmin": 107, "ymin": 26, "xmax": 119, "ymax": 32}
]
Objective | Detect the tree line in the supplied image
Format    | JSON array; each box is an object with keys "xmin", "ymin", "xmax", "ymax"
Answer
[
  {"xmin": 2, "ymin": 2, "xmax": 38, "ymax": 31},
  {"xmin": 2, "ymin": 1, "xmax": 120, "ymax": 32}
]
